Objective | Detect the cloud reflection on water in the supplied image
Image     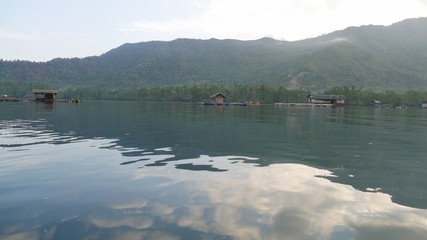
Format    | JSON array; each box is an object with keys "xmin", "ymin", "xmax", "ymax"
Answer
[{"xmin": 106, "ymin": 155, "xmax": 427, "ymax": 240}]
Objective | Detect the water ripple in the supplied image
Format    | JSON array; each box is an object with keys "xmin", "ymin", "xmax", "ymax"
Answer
[{"xmin": 0, "ymin": 119, "xmax": 84, "ymax": 150}]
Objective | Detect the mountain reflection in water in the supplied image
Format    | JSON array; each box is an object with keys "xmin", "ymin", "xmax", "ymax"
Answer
[{"xmin": 1, "ymin": 117, "xmax": 427, "ymax": 240}]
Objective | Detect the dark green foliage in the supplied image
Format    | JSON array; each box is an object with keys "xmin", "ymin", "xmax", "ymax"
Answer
[
  {"xmin": 59, "ymin": 84, "xmax": 310, "ymax": 103},
  {"xmin": 59, "ymin": 85, "xmax": 427, "ymax": 106}
]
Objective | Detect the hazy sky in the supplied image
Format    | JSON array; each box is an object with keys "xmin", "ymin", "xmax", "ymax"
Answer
[{"xmin": 1, "ymin": 0, "xmax": 426, "ymax": 62}]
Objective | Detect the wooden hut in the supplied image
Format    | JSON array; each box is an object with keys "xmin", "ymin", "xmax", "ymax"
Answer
[
  {"xmin": 32, "ymin": 89, "xmax": 58, "ymax": 102},
  {"xmin": 373, "ymin": 100, "xmax": 382, "ymax": 108},
  {"xmin": 210, "ymin": 93, "xmax": 226, "ymax": 104},
  {"xmin": 307, "ymin": 95, "xmax": 345, "ymax": 106}
]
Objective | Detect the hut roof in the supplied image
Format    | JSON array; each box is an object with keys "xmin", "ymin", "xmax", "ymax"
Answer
[
  {"xmin": 32, "ymin": 89, "xmax": 58, "ymax": 94},
  {"xmin": 210, "ymin": 92, "xmax": 226, "ymax": 98},
  {"xmin": 307, "ymin": 94, "xmax": 345, "ymax": 100}
]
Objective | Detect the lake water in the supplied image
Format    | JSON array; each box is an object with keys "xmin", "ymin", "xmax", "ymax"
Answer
[{"xmin": 1, "ymin": 101, "xmax": 427, "ymax": 240}]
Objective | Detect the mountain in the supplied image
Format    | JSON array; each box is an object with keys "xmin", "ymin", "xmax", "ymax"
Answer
[{"xmin": 1, "ymin": 17, "xmax": 427, "ymax": 91}]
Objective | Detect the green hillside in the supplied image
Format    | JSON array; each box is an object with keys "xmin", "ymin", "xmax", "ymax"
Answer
[{"xmin": 1, "ymin": 17, "xmax": 426, "ymax": 91}]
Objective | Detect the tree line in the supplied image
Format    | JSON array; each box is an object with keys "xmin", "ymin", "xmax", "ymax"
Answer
[
  {"xmin": 1, "ymin": 82, "xmax": 426, "ymax": 106},
  {"xmin": 59, "ymin": 84, "xmax": 310, "ymax": 103}
]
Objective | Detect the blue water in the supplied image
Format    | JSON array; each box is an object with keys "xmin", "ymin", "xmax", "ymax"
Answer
[{"xmin": 1, "ymin": 101, "xmax": 427, "ymax": 239}]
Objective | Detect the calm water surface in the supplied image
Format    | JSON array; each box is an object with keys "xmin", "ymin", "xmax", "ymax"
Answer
[{"xmin": 1, "ymin": 101, "xmax": 427, "ymax": 240}]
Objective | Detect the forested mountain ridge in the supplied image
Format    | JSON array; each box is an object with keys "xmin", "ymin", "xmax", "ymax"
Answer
[{"xmin": 1, "ymin": 17, "xmax": 426, "ymax": 91}]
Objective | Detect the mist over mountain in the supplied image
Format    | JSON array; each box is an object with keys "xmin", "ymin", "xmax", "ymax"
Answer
[{"xmin": 1, "ymin": 17, "xmax": 427, "ymax": 91}]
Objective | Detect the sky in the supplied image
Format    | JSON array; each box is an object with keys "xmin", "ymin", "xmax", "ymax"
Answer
[{"xmin": 1, "ymin": 0, "xmax": 427, "ymax": 62}]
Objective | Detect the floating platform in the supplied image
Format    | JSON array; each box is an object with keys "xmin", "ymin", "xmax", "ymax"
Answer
[
  {"xmin": 0, "ymin": 98, "xmax": 19, "ymax": 102},
  {"xmin": 200, "ymin": 102, "xmax": 247, "ymax": 106},
  {"xmin": 275, "ymin": 103, "xmax": 337, "ymax": 107},
  {"xmin": 0, "ymin": 98, "xmax": 80, "ymax": 103}
]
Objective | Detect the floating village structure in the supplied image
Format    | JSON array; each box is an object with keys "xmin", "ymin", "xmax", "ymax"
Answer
[
  {"xmin": 0, "ymin": 89, "xmax": 78, "ymax": 104},
  {"xmin": 211, "ymin": 92, "xmax": 226, "ymax": 104},
  {"xmin": 373, "ymin": 100, "xmax": 382, "ymax": 108},
  {"xmin": 275, "ymin": 95, "xmax": 345, "ymax": 107},
  {"xmin": 200, "ymin": 93, "xmax": 247, "ymax": 106},
  {"xmin": 30, "ymin": 89, "xmax": 79, "ymax": 103},
  {"xmin": 307, "ymin": 95, "xmax": 345, "ymax": 105},
  {"xmin": 0, "ymin": 95, "xmax": 18, "ymax": 102},
  {"xmin": 32, "ymin": 89, "xmax": 58, "ymax": 102},
  {"xmin": 373, "ymin": 100, "xmax": 408, "ymax": 109}
]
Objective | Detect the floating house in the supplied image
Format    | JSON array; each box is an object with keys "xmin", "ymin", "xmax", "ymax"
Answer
[
  {"xmin": 200, "ymin": 92, "xmax": 246, "ymax": 106},
  {"xmin": 32, "ymin": 89, "xmax": 58, "ymax": 102},
  {"xmin": 275, "ymin": 94, "xmax": 346, "ymax": 107},
  {"xmin": 210, "ymin": 92, "xmax": 226, "ymax": 104},
  {"xmin": 307, "ymin": 95, "xmax": 345, "ymax": 106},
  {"xmin": 373, "ymin": 100, "xmax": 382, "ymax": 108}
]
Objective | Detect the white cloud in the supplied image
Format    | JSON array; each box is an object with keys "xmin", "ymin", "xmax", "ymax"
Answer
[
  {"xmin": 0, "ymin": 29, "xmax": 42, "ymax": 40},
  {"xmin": 116, "ymin": 0, "xmax": 427, "ymax": 41},
  {"xmin": 117, "ymin": 18, "xmax": 197, "ymax": 35}
]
